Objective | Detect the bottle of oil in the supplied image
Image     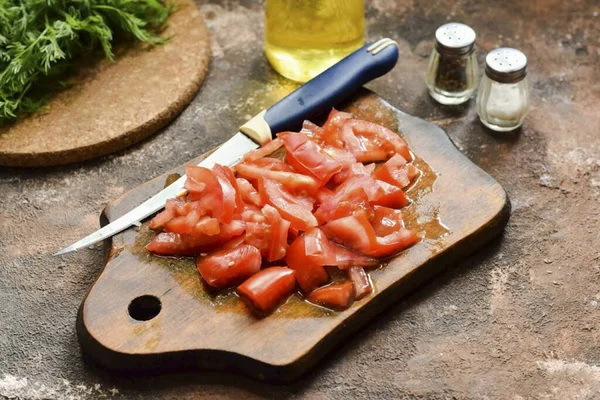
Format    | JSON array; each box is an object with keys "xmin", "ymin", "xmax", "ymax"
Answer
[{"xmin": 264, "ymin": 0, "xmax": 365, "ymax": 83}]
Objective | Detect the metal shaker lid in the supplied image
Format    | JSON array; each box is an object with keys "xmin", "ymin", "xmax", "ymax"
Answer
[
  {"xmin": 485, "ymin": 47, "xmax": 528, "ymax": 83},
  {"xmin": 435, "ymin": 23, "xmax": 476, "ymax": 55}
]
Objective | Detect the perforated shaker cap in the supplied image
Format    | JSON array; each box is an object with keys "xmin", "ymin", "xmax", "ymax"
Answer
[
  {"xmin": 435, "ymin": 23, "xmax": 477, "ymax": 55},
  {"xmin": 485, "ymin": 47, "xmax": 528, "ymax": 83}
]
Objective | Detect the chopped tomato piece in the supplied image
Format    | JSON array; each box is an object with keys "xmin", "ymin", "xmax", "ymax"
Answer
[
  {"xmin": 196, "ymin": 244, "xmax": 261, "ymax": 288},
  {"xmin": 373, "ymin": 180, "xmax": 410, "ymax": 208},
  {"xmin": 164, "ymin": 207, "xmax": 203, "ymax": 234},
  {"xmin": 243, "ymin": 221, "xmax": 271, "ymax": 252},
  {"xmin": 373, "ymin": 154, "xmax": 417, "ymax": 188},
  {"xmin": 262, "ymin": 204, "xmax": 290, "ymax": 262},
  {"xmin": 348, "ymin": 266, "xmax": 372, "ymax": 300},
  {"xmin": 237, "ymin": 267, "xmax": 296, "ymax": 315},
  {"xmin": 149, "ymin": 198, "xmax": 186, "ymax": 230},
  {"xmin": 240, "ymin": 203, "xmax": 267, "ymax": 223},
  {"xmin": 306, "ymin": 282, "xmax": 354, "ymax": 311},
  {"xmin": 300, "ymin": 120, "xmax": 324, "ymax": 141},
  {"xmin": 236, "ymin": 178, "xmax": 263, "ymax": 207},
  {"xmin": 184, "ymin": 166, "xmax": 226, "ymax": 221},
  {"xmin": 339, "ymin": 119, "xmax": 411, "ymax": 162},
  {"xmin": 258, "ymin": 178, "xmax": 318, "ymax": 231},
  {"xmin": 146, "ymin": 220, "xmax": 246, "ymax": 256},
  {"xmin": 322, "ymin": 109, "xmax": 353, "ymax": 148},
  {"xmin": 329, "ymin": 244, "xmax": 379, "ymax": 269},
  {"xmin": 285, "ymin": 232, "xmax": 330, "ymax": 292},
  {"xmin": 245, "ymin": 157, "xmax": 295, "ymax": 172},
  {"xmin": 213, "ymin": 164, "xmax": 244, "ymax": 212},
  {"xmin": 314, "ymin": 175, "xmax": 380, "ymax": 223},
  {"xmin": 369, "ymin": 206, "xmax": 420, "ymax": 257},
  {"xmin": 242, "ymin": 138, "xmax": 283, "ymax": 162},
  {"xmin": 321, "ymin": 213, "xmax": 377, "ymax": 256},
  {"xmin": 279, "ymin": 132, "xmax": 342, "ymax": 184},
  {"xmin": 193, "ymin": 216, "xmax": 220, "ymax": 236},
  {"xmin": 237, "ymin": 162, "xmax": 320, "ymax": 195}
]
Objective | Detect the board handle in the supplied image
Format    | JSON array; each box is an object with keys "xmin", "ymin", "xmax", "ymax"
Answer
[{"xmin": 239, "ymin": 38, "xmax": 399, "ymax": 144}]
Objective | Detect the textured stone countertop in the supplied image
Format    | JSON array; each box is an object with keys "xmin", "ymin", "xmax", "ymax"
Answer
[{"xmin": 1, "ymin": 1, "xmax": 599, "ymax": 399}]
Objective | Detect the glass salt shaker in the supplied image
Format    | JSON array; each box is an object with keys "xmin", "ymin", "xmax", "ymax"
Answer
[
  {"xmin": 426, "ymin": 23, "xmax": 478, "ymax": 105},
  {"xmin": 477, "ymin": 48, "xmax": 530, "ymax": 132}
]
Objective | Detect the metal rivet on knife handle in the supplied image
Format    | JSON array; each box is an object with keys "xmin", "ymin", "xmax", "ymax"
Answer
[{"xmin": 239, "ymin": 110, "xmax": 273, "ymax": 145}]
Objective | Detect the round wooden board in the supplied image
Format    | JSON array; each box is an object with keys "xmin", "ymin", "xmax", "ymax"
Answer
[{"xmin": 0, "ymin": 0, "xmax": 210, "ymax": 167}]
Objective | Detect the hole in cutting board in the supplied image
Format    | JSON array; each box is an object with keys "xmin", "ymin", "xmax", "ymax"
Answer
[{"xmin": 128, "ymin": 295, "xmax": 162, "ymax": 321}]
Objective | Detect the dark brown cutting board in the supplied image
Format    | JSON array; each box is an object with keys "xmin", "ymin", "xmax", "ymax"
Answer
[
  {"xmin": 0, "ymin": 0, "xmax": 210, "ymax": 167},
  {"xmin": 77, "ymin": 90, "xmax": 510, "ymax": 383}
]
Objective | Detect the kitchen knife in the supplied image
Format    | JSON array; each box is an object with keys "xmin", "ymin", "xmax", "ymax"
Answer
[{"xmin": 54, "ymin": 38, "xmax": 399, "ymax": 256}]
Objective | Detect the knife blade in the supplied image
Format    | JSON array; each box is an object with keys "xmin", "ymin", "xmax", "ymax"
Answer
[{"xmin": 55, "ymin": 38, "xmax": 399, "ymax": 256}]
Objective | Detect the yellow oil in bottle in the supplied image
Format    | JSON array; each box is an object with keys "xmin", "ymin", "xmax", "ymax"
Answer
[{"xmin": 264, "ymin": 0, "xmax": 365, "ymax": 82}]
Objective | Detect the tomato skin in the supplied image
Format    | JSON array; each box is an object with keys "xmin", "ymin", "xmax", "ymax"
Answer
[
  {"xmin": 258, "ymin": 178, "xmax": 318, "ymax": 231},
  {"xmin": 348, "ymin": 266, "xmax": 372, "ymax": 300},
  {"xmin": 285, "ymin": 233, "xmax": 330, "ymax": 292},
  {"xmin": 242, "ymin": 138, "xmax": 283, "ymax": 162},
  {"xmin": 279, "ymin": 132, "xmax": 342, "ymax": 184},
  {"xmin": 196, "ymin": 244, "xmax": 261, "ymax": 288},
  {"xmin": 146, "ymin": 220, "xmax": 246, "ymax": 256},
  {"xmin": 237, "ymin": 267, "xmax": 296, "ymax": 315},
  {"xmin": 306, "ymin": 282, "xmax": 355, "ymax": 311}
]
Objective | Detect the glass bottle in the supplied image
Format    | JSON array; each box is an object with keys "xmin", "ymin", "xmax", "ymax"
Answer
[
  {"xmin": 477, "ymin": 48, "xmax": 529, "ymax": 132},
  {"xmin": 426, "ymin": 23, "xmax": 478, "ymax": 105},
  {"xmin": 264, "ymin": 0, "xmax": 365, "ymax": 83}
]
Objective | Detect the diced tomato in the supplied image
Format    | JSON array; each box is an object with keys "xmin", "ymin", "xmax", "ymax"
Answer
[
  {"xmin": 240, "ymin": 203, "xmax": 267, "ymax": 223},
  {"xmin": 348, "ymin": 266, "xmax": 372, "ymax": 300},
  {"xmin": 306, "ymin": 282, "xmax": 354, "ymax": 311},
  {"xmin": 164, "ymin": 207, "xmax": 203, "ymax": 234},
  {"xmin": 196, "ymin": 244, "xmax": 261, "ymax": 288},
  {"xmin": 314, "ymin": 175, "xmax": 379, "ymax": 224},
  {"xmin": 184, "ymin": 166, "xmax": 226, "ymax": 221},
  {"xmin": 300, "ymin": 120, "xmax": 324, "ymax": 141},
  {"xmin": 243, "ymin": 221, "xmax": 270, "ymax": 251},
  {"xmin": 193, "ymin": 216, "xmax": 220, "ymax": 236},
  {"xmin": 321, "ymin": 213, "xmax": 377, "ymax": 256},
  {"xmin": 262, "ymin": 204, "xmax": 290, "ymax": 262},
  {"xmin": 237, "ymin": 267, "xmax": 296, "ymax": 315},
  {"xmin": 285, "ymin": 232, "xmax": 330, "ymax": 292},
  {"xmin": 322, "ymin": 109, "xmax": 353, "ymax": 148},
  {"xmin": 213, "ymin": 164, "xmax": 244, "ymax": 212},
  {"xmin": 279, "ymin": 132, "xmax": 342, "ymax": 184},
  {"xmin": 373, "ymin": 154, "xmax": 414, "ymax": 188},
  {"xmin": 373, "ymin": 180, "xmax": 409, "ymax": 208},
  {"xmin": 338, "ymin": 119, "xmax": 412, "ymax": 162},
  {"xmin": 242, "ymin": 138, "xmax": 283, "ymax": 162},
  {"xmin": 237, "ymin": 178, "xmax": 263, "ymax": 207},
  {"xmin": 149, "ymin": 197, "xmax": 186, "ymax": 230},
  {"xmin": 258, "ymin": 178, "xmax": 317, "ymax": 231},
  {"xmin": 236, "ymin": 162, "xmax": 320, "ymax": 195},
  {"xmin": 329, "ymin": 244, "xmax": 379, "ymax": 269},
  {"xmin": 245, "ymin": 157, "xmax": 295, "ymax": 172},
  {"xmin": 146, "ymin": 220, "xmax": 246, "ymax": 256},
  {"xmin": 288, "ymin": 226, "xmax": 299, "ymax": 243},
  {"xmin": 214, "ymin": 173, "xmax": 237, "ymax": 224},
  {"xmin": 369, "ymin": 206, "xmax": 420, "ymax": 257}
]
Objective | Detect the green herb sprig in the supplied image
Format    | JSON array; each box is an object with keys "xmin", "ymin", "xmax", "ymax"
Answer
[{"xmin": 0, "ymin": 0, "xmax": 172, "ymax": 123}]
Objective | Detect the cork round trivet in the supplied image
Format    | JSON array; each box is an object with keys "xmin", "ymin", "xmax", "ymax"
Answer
[{"xmin": 0, "ymin": 0, "xmax": 210, "ymax": 167}]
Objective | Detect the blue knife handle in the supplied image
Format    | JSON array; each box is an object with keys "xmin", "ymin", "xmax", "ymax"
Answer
[{"xmin": 264, "ymin": 38, "xmax": 399, "ymax": 135}]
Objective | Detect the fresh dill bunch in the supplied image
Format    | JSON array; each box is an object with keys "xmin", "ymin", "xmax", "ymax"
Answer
[{"xmin": 0, "ymin": 0, "xmax": 173, "ymax": 123}]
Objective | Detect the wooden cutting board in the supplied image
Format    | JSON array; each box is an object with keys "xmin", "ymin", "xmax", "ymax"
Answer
[
  {"xmin": 0, "ymin": 0, "xmax": 210, "ymax": 167},
  {"xmin": 77, "ymin": 90, "xmax": 510, "ymax": 383}
]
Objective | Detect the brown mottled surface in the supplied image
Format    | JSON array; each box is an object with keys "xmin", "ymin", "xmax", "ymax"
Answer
[
  {"xmin": 0, "ymin": 0, "xmax": 599, "ymax": 399},
  {"xmin": 0, "ymin": 0, "xmax": 210, "ymax": 167}
]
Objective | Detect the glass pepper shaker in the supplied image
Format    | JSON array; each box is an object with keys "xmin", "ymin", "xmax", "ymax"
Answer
[
  {"xmin": 426, "ymin": 23, "xmax": 478, "ymax": 105},
  {"xmin": 477, "ymin": 48, "xmax": 530, "ymax": 132}
]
